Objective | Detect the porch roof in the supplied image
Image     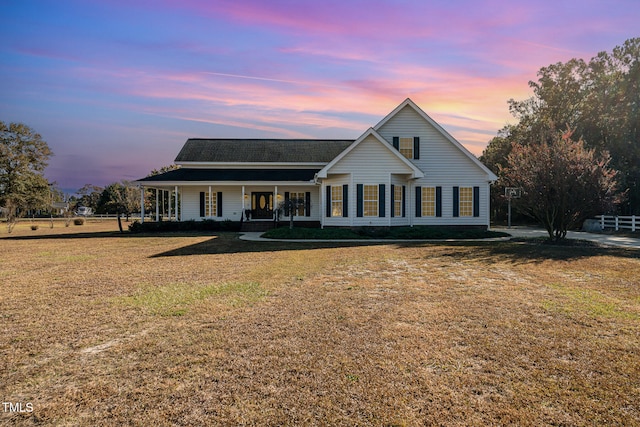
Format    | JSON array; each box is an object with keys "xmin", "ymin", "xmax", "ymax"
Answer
[{"xmin": 137, "ymin": 168, "xmax": 319, "ymax": 183}]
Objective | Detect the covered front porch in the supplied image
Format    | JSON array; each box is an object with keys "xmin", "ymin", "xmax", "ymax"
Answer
[{"xmin": 137, "ymin": 182, "xmax": 321, "ymax": 228}]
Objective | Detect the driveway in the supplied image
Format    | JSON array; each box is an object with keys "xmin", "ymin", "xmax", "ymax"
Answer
[
  {"xmin": 493, "ymin": 226, "xmax": 640, "ymax": 249},
  {"xmin": 240, "ymin": 227, "xmax": 640, "ymax": 249}
]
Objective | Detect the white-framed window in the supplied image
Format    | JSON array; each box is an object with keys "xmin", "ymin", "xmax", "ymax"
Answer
[
  {"xmin": 290, "ymin": 192, "xmax": 306, "ymax": 216},
  {"xmin": 394, "ymin": 185, "xmax": 403, "ymax": 217},
  {"xmin": 459, "ymin": 187, "xmax": 473, "ymax": 217},
  {"xmin": 363, "ymin": 184, "xmax": 378, "ymax": 217},
  {"xmin": 331, "ymin": 186, "xmax": 343, "ymax": 217},
  {"xmin": 399, "ymin": 137, "xmax": 413, "ymax": 159},
  {"xmin": 422, "ymin": 187, "xmax": 435, "ymax": 217},
  {"xmin": 204, "ymin": 191, "xmax": 217, "ymax": 217}
]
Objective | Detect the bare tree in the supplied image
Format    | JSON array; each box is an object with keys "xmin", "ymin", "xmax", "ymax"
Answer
[{"xmin": 278, "ymin": 196, "xmax": 307, "ymax": 229}]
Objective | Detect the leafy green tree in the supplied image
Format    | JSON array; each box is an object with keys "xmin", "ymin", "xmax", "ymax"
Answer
[
  {"xmin": 77, "ymin": 184, "xmax": 103, "ymax": 211},
  {"xmin": 98, "ymin": 181, "xmax": 140, "ymax": 232},
  {"xmin": 0, "ymin": 122, "xmax": 53, "ymax": 232},
  {"xmin": 493, "ymin": 37, "xmax": 640, "ymax": 214},
  {"xmin": 501, "ymin": 129, "xmax": 619, "ymax": 241},
  {"xmin": 480, "ymin": 128, "xmax": 514, "ymax": 222}
]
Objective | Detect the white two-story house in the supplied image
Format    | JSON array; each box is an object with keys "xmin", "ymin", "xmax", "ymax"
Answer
[{"xmin": 136, "ymin": 98, "xmax": 498, "ymax": 229}]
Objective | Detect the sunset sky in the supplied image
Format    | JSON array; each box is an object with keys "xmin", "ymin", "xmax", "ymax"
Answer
[{"xmin": 1, "ymin": 1, "xmax": 638, "ymax": 192}]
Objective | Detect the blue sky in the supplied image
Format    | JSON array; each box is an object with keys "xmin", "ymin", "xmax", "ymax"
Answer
[{"xmin": 1, "ymin": 0, "xmax": 638, "ymax": 192}]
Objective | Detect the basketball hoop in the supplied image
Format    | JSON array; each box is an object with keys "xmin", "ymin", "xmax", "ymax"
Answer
[{"xmin": 505, "ymin": 187, "xmax": 522, "ymax": 199}]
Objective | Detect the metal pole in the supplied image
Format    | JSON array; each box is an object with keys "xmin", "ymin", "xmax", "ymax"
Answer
[
  {"xmin": 507, "ymin": 197, "xmax": 512, "ymax": 228},
  {"xmin": 140, "ymin": 186, "xmax": 145, "ymax": 223}
]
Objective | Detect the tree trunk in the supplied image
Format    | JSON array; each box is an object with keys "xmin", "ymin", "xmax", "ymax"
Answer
[{"xmin": 117, "ymin": 212, "xmax": 123, "ymax": 232}]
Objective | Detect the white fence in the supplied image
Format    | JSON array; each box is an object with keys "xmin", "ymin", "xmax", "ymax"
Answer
[{"xmin": 598, "ymin": 215, "xmax": 637, "ymax": 232}]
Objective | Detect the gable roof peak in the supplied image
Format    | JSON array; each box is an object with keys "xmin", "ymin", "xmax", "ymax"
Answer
[{"xmin": 374, "ymin": 99, "xmax": 498, "ymax": 181}]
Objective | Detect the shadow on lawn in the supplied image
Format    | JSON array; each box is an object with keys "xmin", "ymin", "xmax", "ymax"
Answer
[
  {"xmin": 150, "ymin": 234, "xmax": 386, "ymax": 257},
  {"xmin": 2, "ymin": 230, "xmax": 127, "ymax": 240},
  {"xmin": 6, "ymin": 229, "xmax": 637, "ymax": 261},
  {"xmin": 411, "ymin": 239, "xmax": 640, "ymax": 263},
  {"xmin": 1, "ymin": 230, "xmax": 222, "ymax": 240},
  {"xmin": 150, "ymin": 233, "xmax": 639, "ymax": 261}
]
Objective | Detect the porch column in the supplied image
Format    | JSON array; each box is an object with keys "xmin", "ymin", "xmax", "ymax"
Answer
[
  {"xmin": 388, "ymin": 173, "xmax": 392, "ymax": 227},
  {"xmin": 274, "ymin": 185, "xmax": 278, "ymax": 219},
  {"xmin": 208, "ymin": 185, "xmax": 212, "ymax": 218},
  {"xmin": 168, "ymin": 190, "xmax": 172, "ymax": 220},
  {"xmin": 320, "ymin": 182, "xmax": 325, "ymax": 229},
  {"xmin": 408, "ymin": 182, "xmax": 413, "ymax": 227},
  {"xmin": 175, "ymin": 186, "xmax": 179, "ymax": 221},
  {"xmin": 155, "ymin": 188, "xmax": 159, "ymax": 222},
  {"xmin": 140, "ymin": 185, "xmax": 145, "ymax": 224}
]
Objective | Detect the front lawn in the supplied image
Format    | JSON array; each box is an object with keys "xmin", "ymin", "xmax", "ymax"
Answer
[{"xmin": 1, "ymin": 221, "xmax": 638, "ymax": 425}]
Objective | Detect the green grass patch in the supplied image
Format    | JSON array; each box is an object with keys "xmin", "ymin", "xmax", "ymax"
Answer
[
  {"xmin": 545, "ymin": 283, "xmax": 639, "ymax": 320},
  {"xmin": 262, "ymin": 226, "xmax": 509, "ymax": 240},
  {"xmin": 117, "ymin": 281, "xmax": 268, "ymax": 316}
]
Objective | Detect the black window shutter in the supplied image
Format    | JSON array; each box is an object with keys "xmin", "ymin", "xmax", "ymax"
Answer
[
  {"xmin": 199, "ymin": 192, "xmax": 205, "ymax": 217},
  {"xmin": 356, "ymin": 184, "xmax": 363, "ymax": 217},
  {"xmin": 436, "ymin": 186, "xmax": 442, "ymax": 217},
  {"xmin": 326, "ymin": 186, "xmax": 332, "ymax": 217},
  {"xmin": 390, "ymin": 184, "xmax": 395, "ymax": 218},
  {"xmin": 379, "ymin": 184, "xmax": 385, "ymax": 217},
  {"xmin": 453, "ymin": 186, "xmax": 459, "ymax": 217},
  {"xmin": 217, "ymin": 192, "xmax": 223, "ymax": 217},
  {"xmin": 392, "ymin": 136, "xmax": 399, "ymax": 150},
  {"xmin": 305, "ymin": 192, "xmax": 311, "ymax": 217},
  {"xmin": 473, "ymin": 186, "xmax": 480, "ymax": 217},
  {"xmin": 284, "ymin": 192, "xmax": 290, "ymax": 216},
  {"xmin": 402, "ymin": 185, "xmax": 406, "ymax": 217},
  {"xmin": 342, "ymin": 185, "xmax": 349, "ymax": 217},
  {"xmin": 415, "ymin": 186, "xmax": 422, "ymax": 217},
  {"xmin": 413, "ymin": 137, "xmax": 420, "ymax": 159}
]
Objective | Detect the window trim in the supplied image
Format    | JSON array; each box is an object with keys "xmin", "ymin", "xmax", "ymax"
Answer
[
  {"xmin": 398, "ymin": 137, "xmax": 413, "ymax": 159},
  {"xmin": 331, "ymin": 185, "xmax": 343, "ymax": 217},
  {"xmin": 203, "ymin": 191, "xmax": 217, "ymax": 217},
  {"xmin": 459, "ymin": 186, "xmax": 473, "ymax": 217},
  {"xmin": 363, "ymin": 184, "xmax": 379, "ymax": 217},
  {"xmin": 421, "ymin": 187, "xmax": 436, "ymax": 217}
]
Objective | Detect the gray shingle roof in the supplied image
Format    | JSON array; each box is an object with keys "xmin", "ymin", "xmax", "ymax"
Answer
[
  {"xmin": 138, "ymin": 168, "xmax": 318, "ymax": 182},
  {"xmin": 175, "ymin": 139, "xmax": 354, "ymax": 163}
]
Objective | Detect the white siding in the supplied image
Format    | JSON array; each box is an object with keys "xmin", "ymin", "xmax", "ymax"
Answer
[
  {"xmin": 180, "ymin": 185, "xmax": 320, "ymax": 222},
  {"xmin": 324, "ymin": 135, "xmax": 414, "ymax": 227},
  {"xmin": 181, "ymin": 186, "xmax": 244, "ymax": 221},
  {"xmin": 390, "ymin": 176, "xmax": 410, "ymax": 227},
  {"xmin": 330, "ymin": 135, "xmax": 414, "ymax": 178},
  {"xmin": 323, "ymin": 176, "xmax": 351, "ymax": 227},
  {"xmin": 377, "ymin": 105, "xmax": 492, "ymax": 227}
]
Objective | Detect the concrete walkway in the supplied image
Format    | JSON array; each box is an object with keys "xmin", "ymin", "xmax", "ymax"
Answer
[
  {"xmin": 238, "ymin": 232, "xmax": 510, "ymax": 244},
  {"xmin": 239, "ymin": 227, "xmax": 640, "ymax": 249}
]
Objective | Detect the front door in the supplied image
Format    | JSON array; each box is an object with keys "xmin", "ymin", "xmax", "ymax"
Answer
[{"xmin": 251, "ymin": 192, "xmax": 273, "ymax": 219}]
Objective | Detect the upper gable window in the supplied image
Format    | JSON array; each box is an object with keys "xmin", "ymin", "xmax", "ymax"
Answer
[
  {"xmin": 399, "ymin": 138, "xmax": 413, "ymax": 158},
  {"xmin": 393, "ymin": 137, "xmax": 420, "ymax": 160}
]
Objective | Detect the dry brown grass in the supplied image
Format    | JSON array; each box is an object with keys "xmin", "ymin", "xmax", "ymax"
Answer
[{"xmin": 1, "ymin": 220, "xmax": 639, "ymax": 426}]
